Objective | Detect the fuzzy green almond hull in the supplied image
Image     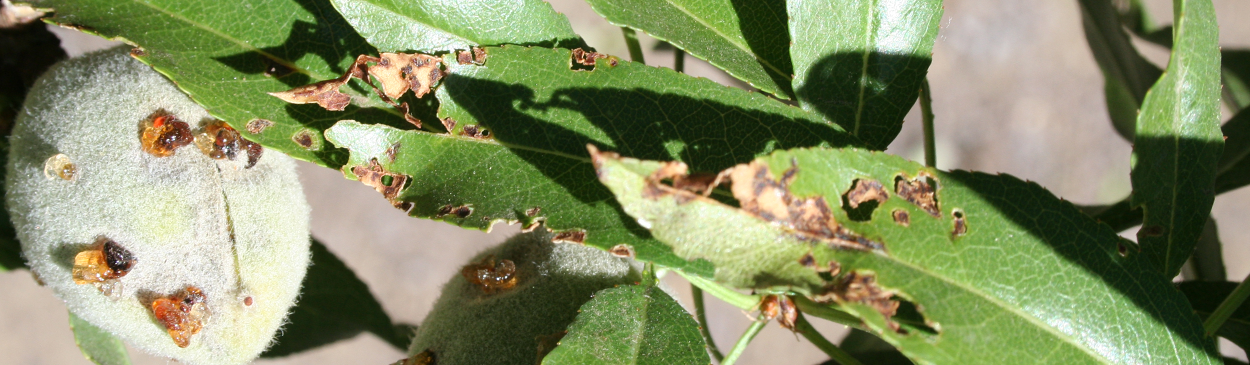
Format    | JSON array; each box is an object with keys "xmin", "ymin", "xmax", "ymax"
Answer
[
  {"xmin": 590, "ymin": 146, "xmax": 1218, "ymax": 364},
  {"xmin": 6, "ymin": 47, "xmax": 311, "ymax": 365},
  {"xmin": 408, "ymin": 230, "xmax": 640, "ymax": 365}
]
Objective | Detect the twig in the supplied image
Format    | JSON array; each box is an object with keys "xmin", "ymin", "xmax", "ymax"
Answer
[
  {"xmin": 692, "ymin": 285, "xmax": 725, "ymax": 362},
  {"xmin": 920, "ymin": 78, "xmax": 936, "ymax": 168},
  {"xmin": 621, "ymin": 27, "xmax": 645, "ymax": 64},
  {"xmin": 1205, "ymin": 271, "xmax": 1250, "ymax": 336},
  {"xmin": 720, "ymin": 313, "xmax": 767, "ymax": 365},
  {"xmin": 794, "ymin": 313, "xmax": 864, "ymax": 365}
]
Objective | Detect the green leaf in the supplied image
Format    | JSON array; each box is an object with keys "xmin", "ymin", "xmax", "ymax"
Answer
[
  {"xmin": 584, "ymin": 0, "xmax": 794, "ymax": 99},
  {"xmin": 69, "ymin": 311, "xmax": 132, "ymax": 365},
  {"xmin": 1182, "ymin": 217, "xmax": 1226, "ymax": 282},
  {"xmin": 324, "ymin": 46, "xmax": 858, "ymax": 274},
  {"xmin": 262, "ymin": 238, "xmax": 411, "ymax": 357},
  {"xmin": 1222, "ymin": 50, "xmax": 1250, "ymax": 112},
  {"xmin": 329, "ymin": 0, "xmax": 582, "ymax": 53},
  {"xmin": 788, "ymin": 0, "xmax": 942, "ymax": 151},
  {"xmin": 1179, "ymin": 281, "xmax": 1250, "ymax": 351},
  {"xmin": 833, "ymin": 329, "xmax": 913, "ymax": 365},
  {"xmin": 37, "ymin": 0, "xmax": 404, "ymax": 168},
  {"xmin": 1130, "ymin": 0, "xmax": 1223, "ymax": 278},
  {"xmin": 1078, "ymin": 0, "xmax": 1165, "ymax": 140},
  {"xmin": 592, "ymin": 147, "xmax": 1218, "ymax": 364},
  {"xmin": 542, "ymin": 281, "xmax": 708, "ymax": 365}
]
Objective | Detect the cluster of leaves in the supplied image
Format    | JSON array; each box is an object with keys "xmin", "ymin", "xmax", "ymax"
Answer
[{"xmin": 1, "ymin": 0, "xmax": 1248, "ymax": 363}]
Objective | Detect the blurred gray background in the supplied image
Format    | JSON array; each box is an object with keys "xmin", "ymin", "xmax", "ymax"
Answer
[{"xmin": 2, "ymin": 0, "xmax": 1249, "ymax": 364}]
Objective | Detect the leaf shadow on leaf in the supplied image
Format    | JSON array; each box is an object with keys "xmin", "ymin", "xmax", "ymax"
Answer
[
  {"xmin": 261, "ymin": 238, "xmax": 413, "ymax": 357},
  {"xmin": 728, "ymin": 0, "xmax": 794, "ymax": 99},
  {"xmin": 210, "ymin": 0, "xmax": 370, "ymax": 88},
  {"xmin": 796, "ymin": 53, "xmax": 932, "ymax": 150},
  {"xmin": 946, "ymin": 165, "xmax": 1219, "ymax": 357}
]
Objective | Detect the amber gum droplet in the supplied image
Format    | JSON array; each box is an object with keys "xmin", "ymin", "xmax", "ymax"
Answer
[
  {"xmin": 140, "ymin": 113, "xmax": 194, "ymax": 157},
  {"xmin": 72, "ymin": 237, "xmax": 135, "ymax": 285},
  {"xmin": 43, "ymin": 153, "xmax": 76, "ymax": 180},
  {"xmin": 151, "ymin": 286, "xmax": 208, "ymax": 348}
]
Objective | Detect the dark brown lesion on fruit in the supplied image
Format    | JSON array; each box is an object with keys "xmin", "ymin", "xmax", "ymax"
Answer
[
  {"xmin": 436, "ymin": 204, "xmax": 473, "ymax": 219},
  {"xmin": 140, "ymin": 110, "xmax": 194, "ymax": 157},
  {"xmin": 392, "ymin": 349, "xmax": 436, "ymax": 365},
  {"xmin": 351, "ymin": 158, "xmax": 412, "ymax": 210},
  {"xmin": 72, "ymin": 237, "xmax": 135, "ymax": 296},
  {"xmin": 951, "ymin": 210, "xmax": 967, "ymax": 238},
  {"xmin": 461, "ymin": 256, "xmax": 518, "ymax": 294},
  {"xmin": 817, "ymin": 271, "xmax": 901, "ymax": 332},
  {"xmin": 150, "ymin": 286, "xmax": 209, "ymax": 348},
  {"xmin": 195, "ymin": 120, "xmax": 263, "ymax": 168},
  {"xmin": 895, "ymin": 173, "xmax": 940, "ymax": 218},
  {"xmin": 552, "ymin": 230, "xmax": 586, "ymax": 245}
]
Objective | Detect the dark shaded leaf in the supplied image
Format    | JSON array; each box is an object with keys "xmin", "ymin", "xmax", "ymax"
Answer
[
  {"xmin": 1181, "ymin": 217, "xmax": 1225, "ymax": 282},
  {"xmin": 69, "ymin": 311, "xmax": 131, "ymax": 365},
  {"xmin": 541, "ymin": 277, "xmax": 708, "ymax": 365},
  {"xmin": 261, "ymin": 238, "xmax": 411, "ymax": 357},
  {"xmin": 789, "ymin": 0, "xmax": 942, "ymax": 150},
  {"xmin": 1179, "ymin": 281, "xmax": 1250, "ymax": 351},
  {"xmin": 324, "ymin": 46, "xmax": 858, "ymax": 275},
  {"xmin": 584, "ymin": 0, "xmax": 794, "ymax": 98},
  {"xmin": 1130, "ymin": 0, "xmax": 1223, "ymax": 278},
  {"xmin": 1078, "ymin": 0, "xmax": 1164, "ymax": 140},
  {"xmin": 330, "ymin": 0, "xmax": 582, "ymax": 53},
  {"xmin": 593, "ymin": 147, "xmax": 1218, "ymax": 364},
  {"xmin": 1223, "ymin": 50, "xmax": 1250, "ymax": 112}
]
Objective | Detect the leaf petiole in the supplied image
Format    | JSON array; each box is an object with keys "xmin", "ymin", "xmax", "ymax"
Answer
[
  {"xmin": 794, "ymin": 312, "xmax": 863, "ymax": 365},
  {"xmin": 1204, "ymin": 272, "xmax": 1250, "ymax": 336},
  {"xmin": 720, "ymin": 313, "xmax": 767, "ymax": 365},
  {"xmin": 692, "ymin": 285, "xmax": 725, "ymax": 362}
]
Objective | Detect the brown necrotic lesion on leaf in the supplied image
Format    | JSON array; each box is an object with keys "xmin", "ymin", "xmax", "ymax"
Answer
[
  {"xmin": 456, "ymin": 47, "xmax": 487, "ymax": 65},
  {"xmin": 608, "ymin": 244, "xmax": 635, "ymax": 259},
  {"xmin": 267, "ymin": 74, "xmax": 353, "ymax": 111},
  {"xmin": 461, "ymin": 256, "xmax": 518, "ymax": 294},
  {"xmin": 951, "ymin": 210, "xmax": 967, "ymax": 238},
  {"xmin": 569, "ymin": 48, "xmax": 618, "ymax": 71},
  {"xmin": 844, "ymin": 179, "xmax": 888, "ymax": 208},
  {"xmin": 270, "ymin": 53, "xmax": 444, "ymax": 125},
  {"xmin": 150, "ymin": 286, "xmax": 209, "ymax": 348},
  {"xmin": 818, "ymin": 272, "xmax": 902, "ymax": 333},
  {"xmin": 894, "ymin": 173, "xmax": 940, "ymax": 218},
  {"xmin": 460, "ymin": 124, "xmax": 491, "ymax": 139},
  {"xmin": 436, "ymin": 204, "xmax": 474, "ymax": 219},
  {"xmin": 552, "ymin": 230, "xmax": 587, "ymax": 245},
  {"xmin": 891, "ymin": 209, "xmax": 910, "ymax": 227},
  {"xmin": 244, "ymin": 118, "xmax": 273, "ymax": 134},
  {"xmin": 350, "ymin": 158, "xmax": 411, "ymax": 210}
]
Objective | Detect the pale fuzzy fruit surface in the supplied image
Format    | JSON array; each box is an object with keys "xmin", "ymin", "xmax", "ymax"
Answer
[
  {"xmin": 410, "ymin": 230, "xmax": 640, "ymax": 365},
  {"xmin": 5, "ymin": 46, "xmax": 310, "ymax": 365}
]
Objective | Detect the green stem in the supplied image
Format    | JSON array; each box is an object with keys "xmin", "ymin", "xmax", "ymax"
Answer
[
  {"xmin": 674, "ymin": 48, "xmax": 686, "ymax": 73},
  {"xmin": 721, "ymin": 314, "xmax": 767, "ymax": 365},
  {"xmin": 794, "ymin": 313, "xmax": 863, "ymax": 365},
  {"xmin": 919, "ymin": 78, "xmax": 936, "ymax": 168},
  {"xmin": 676, "ymin": 270, "xmax": 759, "ymax": 310},
  {"xmin": 621, "ymin": 27, "xmax": 645, "ymax": 65},
  {"xmin": 793, "ymin": 295, "xmax": 860, "ymax": 327},
  {"xmin": 692, "ymin": 285, "xmax": 725, "ymax": 362},
  {"xmin": 1205, "ymin": 272, "xmax": 1250, "ymax": 336}
]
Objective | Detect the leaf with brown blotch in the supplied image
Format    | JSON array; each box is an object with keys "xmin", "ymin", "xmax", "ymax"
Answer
[
  {"xmin": 368, "ymin": 53, "xmax": 442, "ymax": 101},
  {"xmin": 267, "ymin": 76, "xmax": 353, "ymax": 111}
]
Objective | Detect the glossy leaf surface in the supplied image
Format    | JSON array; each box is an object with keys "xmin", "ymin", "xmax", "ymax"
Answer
[
  {"xmin": 593, "ymin": 147, "xmax": 1218, "ymax": 364},
  {"xmin": 788, "ymin": 0, "xmax": 942, "ymax": 150},
  {"xmin": 585, "ymin": 0, "xmax": 794, "ymax": 98},
  {"xmin": 1130, "ymin": 0, "xmax": 1223, "ymax": 278},
  {"xmin": 330, "ymin": 0, "xmax": 581, "ymax": 53}
]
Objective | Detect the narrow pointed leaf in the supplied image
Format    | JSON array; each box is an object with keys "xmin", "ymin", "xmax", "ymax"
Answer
[
  {"xmin": 1223, "ymin": 50, "xmax": 1250, "ymax": 112},
  {"xmin": 330, "ymin": 0, "xmax": 582, "ymax": 53},
  {"xmin": 1179, "ymin": 281, "xmax": 1250, "ymax": 351},
  {"xmin": 584, "ymin": 0, "xmax": 794, "ymax": 98},
  {"xmin": 262, "ymin": 239, "xmax": 411, "ymax": 357},
  {"xmin": 1184, "ymin": 217, "xmax": 1226, "ymax": 282},
  {"xmin": 69, "ymin": 311, "xmax": 132, "ymax": 365},
  {"xmin": 37, "ymin": 0, "xmax": 404, "ymax": 168},
  {"xmin": 1130, "ymin": 0, "xmax": 1223, "ymax": 278},
  {"xmin": 541, "ymin": 282, "xmax": 708, "ymax": 365},
  {"xmin": 592, "ymin": 147, "xmax": 1218, "ymax": 364},
  {"xmin": 1078, "ymin": 0, "xmax": 1164, "ymax": 140},
  {"xmin": 325, "ymin": 46, "xmax": 857, "ymax": 274},
  {"xmin": 789, "ymin": 0, "xmax": 942, "ymax": 150}
]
